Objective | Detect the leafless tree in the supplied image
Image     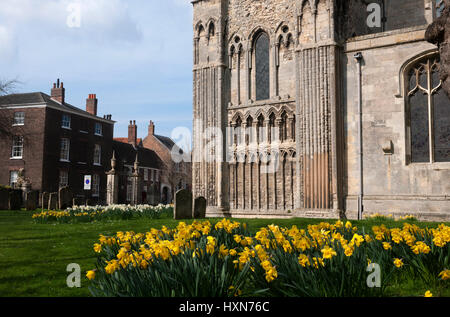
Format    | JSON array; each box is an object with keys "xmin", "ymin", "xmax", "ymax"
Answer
[{"xmin": 0, "ymin": 78, "xmax": 22, "ymax": 138}]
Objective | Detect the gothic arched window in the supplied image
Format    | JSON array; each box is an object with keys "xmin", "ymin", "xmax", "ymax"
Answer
[
  {"xmin": 406, "ymin": 53, "xmax": 450, "ymax": 163},
  {"xmin": 255, "ymin": 32, "xmax": 270, "ymax": 101}
]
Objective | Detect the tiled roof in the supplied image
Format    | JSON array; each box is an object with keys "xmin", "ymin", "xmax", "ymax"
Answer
[
  {"xmin": 155, "ymin": 134, "xmax": 175, "ymax": 150},
  {"xmin": 114, "ymin": 137, "xmax": 143, "ymax": 146},
  {"xmin": 0, "ymin": 92, "xmax": 114, "ymax": 123},
  {"xmin": 112, "ymin": 140, "xmax": 165, "ymax": 170}
]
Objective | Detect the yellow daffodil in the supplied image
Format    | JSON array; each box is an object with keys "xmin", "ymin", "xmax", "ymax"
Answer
[
  {"xmin": 393, "ymin": 258, "xmax": 404, "ymax": 268},
  {"xmin": 439, "ymin": 269, "xmax": 450, "ymax": 280},
  {"xmin": 86, "ymin": 270, "xmax": 96, "ymax": 280},
  {"xmin": 321, "ymin": 246, "xmax": 337, "ymax": 260}
]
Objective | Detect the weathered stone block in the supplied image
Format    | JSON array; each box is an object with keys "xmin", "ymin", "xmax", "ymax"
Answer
[
  {"xmin": 58, "ymin": 187, "xmax": 73, "ymax": 210},
  {"xmin": 41, "ymin": 192, "xmax": 49, "ymax": 210},
  {"xmin": 174, "ymin": 189, "xmax": 192, "ymax": 220},
  {"xmin": 193, "ymin": 196, "xmax": 207, "ymax": 219},
  {"xmin": 48, "ymin": 192, "xmax": 58, "ymax": 210},
  {"xmin": 26, "ymin": 190, "xmax": 39, "ymax": 211},
  {"xmin": 0, "ymin": 187, "xmax": 9, "ymax": 210},
  {"xmin": 8, "ymin": 189, "xmax": 22, "ymax": 210}
]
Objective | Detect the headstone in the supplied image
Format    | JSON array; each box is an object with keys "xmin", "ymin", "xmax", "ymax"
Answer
[
  {"xmin": 0, "ymin": 187, "xmax": 9, "ymax": 210},
  {"xmin": 8, "ymin": 189, "xmax": 22, "ymax": 210},
  {"xmin": 58, "ymin": 187, "xmax": 73, "ymax": 210},
  {"xmin": 174, "ymin": 189, "xmax": 192, "ymax": 220},
  {"xmin": 48, "ymin": 192, "xmax": 58, "ymax": 210},
  {"xmin": 193, "ymin": 196, "xmax": 207, "ymax": 219},
  {"xmin": 41, "ymin": 192, "xmax": 49, "ymax": 210},
  {"xmin": 26, "ymin": 190, "xmax": 39, "ymax": 211},
  {"xmin": 73, "ymin": 197, "xmax": 83, "ymax": 207}
]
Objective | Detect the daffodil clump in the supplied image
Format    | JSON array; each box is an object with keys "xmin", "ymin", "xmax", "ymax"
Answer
[
  {"xmin": 364, "ymin": 213, "xmax": 417, "ymax": 222},
  {"xmin": 87, "ymin": 219, "xmax": 450, "ymax": 297},
  {"xmin": 32, "ymin": 204, "xmax": 174, "ymax": 224}
]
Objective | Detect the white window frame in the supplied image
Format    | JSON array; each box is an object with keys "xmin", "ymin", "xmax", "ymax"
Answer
[
  {"xmin": 92, "ymin": 174, "xmax": 100, "ymax": 197},
  {"xmin": 94, "ymin": 122, "xmax": 103, "ymax": 136},
  {"xmin": 60, "ymin": 138, "xmax": 70, "ymax": 162},
  {"xmin": 11, "ymin": 136, "xmax": 24, "ymax": 159},
  {"xmin": 9, "ymin": 170, "xmax": 19, "ymax": 187},
  {"xmin": 61, "ymin": 114, "xmax": 71, "ymax": 129},
  {"xmin": 59, "ymin": 170, "xmax": 69, "ymax": 188},
  {"xmin": 13, "ymin": 112, "xmax": 25, "ymax": 126},
  {"xmin": 93, "ymin": 144, "xmax": 101, "ymax": 165}
]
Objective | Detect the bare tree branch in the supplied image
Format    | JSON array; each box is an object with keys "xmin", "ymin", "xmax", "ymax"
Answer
[
  {"xmin": 0, "ymin": 78, "xmax": 23, "ymax": 138},
  {"xmin": 0, "ymin": 78, "xmax": 21, "ymax": 96}
]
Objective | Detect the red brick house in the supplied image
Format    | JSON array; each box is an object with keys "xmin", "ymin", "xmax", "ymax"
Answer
[
  {"xmin": 112, "ymin": 121, "xmax": 166, "ymax": 204},
  {"xmin": 0, "ymin": 79, "xmax": 114, "ymax": 204},
  {"xmin": 142, "ymin": 121, "xmax": 192, "ymax": 203}
]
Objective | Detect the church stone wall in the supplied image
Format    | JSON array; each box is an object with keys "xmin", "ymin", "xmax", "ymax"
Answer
[
  {"xmin": 192, "ymin": 0, "xmax": 450, "ymax": 221},
  {"xmin": 343, "ymin": 28, "xmax": 450, "ymax": 221}
]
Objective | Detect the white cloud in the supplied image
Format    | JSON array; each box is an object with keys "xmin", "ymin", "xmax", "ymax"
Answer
[
  {"xmin": 0, "ymin": 0, "xmax": 142, "ymax": 44},
  {"xmin": 0, "ymin": 25, "xmax": 17, "ymax": 62}
]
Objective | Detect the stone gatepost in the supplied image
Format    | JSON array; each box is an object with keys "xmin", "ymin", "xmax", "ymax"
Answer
[
  {"xmin": 106, "ymin": 151, "xmax": 119, "ymax": 206},
  {"xmin": 130, "ymin": 153, "xmax": 141, "ymax": 206}
]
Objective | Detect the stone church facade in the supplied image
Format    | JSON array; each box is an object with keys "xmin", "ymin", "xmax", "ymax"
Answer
[{"xmin": 191, "ymin": 0, "xmax": 450, "ymax": 221}]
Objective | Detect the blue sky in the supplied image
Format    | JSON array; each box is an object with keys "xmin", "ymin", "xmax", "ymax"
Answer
[{"xmin": 0, "ymin": 0, "xmax": 193, "ymax": 140}]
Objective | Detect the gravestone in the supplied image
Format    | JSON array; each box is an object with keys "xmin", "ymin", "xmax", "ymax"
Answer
[
  {"xmin": 73, "ymin": 197, "xmax": 83, "ymax": 207},
  {"xmin": 174, "ymin": 189, "xmax": 192, "ymax": 220},
  {"xmin": 8, "ymin": 189, "xmax": 22, "ymax": 210},
  {"xmin": 48, "ymin": 192, "xmax": 58, "ymax": 210},
  {"xmin": 0, "ymin": 187, "xmax": 9, "ymax": 210},
  {"xmin": 58, "ymin": 187, "xmax": 73, "ymax": 210},
  {"xmin": 41, "ymin": 192, "xmax": 49, "ymax": 210},
  {"xmin": 26, "ymin": 190, "xmax": 39, "ymax": 211},
  {"xmin": 193, "ymin": 196, "xmax": 207, "ymax": 219}
]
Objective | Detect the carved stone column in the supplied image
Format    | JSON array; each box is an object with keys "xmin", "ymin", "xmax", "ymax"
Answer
[
  {"xmin": 106, "ymin": 151, "xmax": 119, "ymax": 206},
  {"xmin": 131, "ymin": 154, "xmax": 141, "ymax": 206}
]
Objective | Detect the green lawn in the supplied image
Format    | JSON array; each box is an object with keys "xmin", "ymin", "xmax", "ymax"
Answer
[{"xmin": 0, "ymin": 210, "xmax": 448, "ymax": 297}]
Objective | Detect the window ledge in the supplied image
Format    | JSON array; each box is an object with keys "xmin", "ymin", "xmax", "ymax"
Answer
[
  {"xmin": 93, "ymin": 163, "xmax": 102, "ymax": 166},
  {"xmin": 407, "ymin": 162, "xmax": 450, "ymax": 170},
  {"xmin": 79, "ymin": 130, "xmax": 89, "ymax": 134},
  {"xmin": 78, "ymin": 162, "xmax": 87, "ymax": 165},
  {"xmin": 94, "ymin": 133, "xmax": 103, "ymax": 137},
  {"xmin": 12, "ymin": 124, "xmax": 24, "ymax": 127},
  {"xmin": 60, "ymin": 159, "xmax": 71, "ymax": 163},
  {"xmin": 10, "ymin": 157, "xmax": 23, "ymax": 160},
  {"xmin": 62, "ymin": 126, "xmax": 72, "ymax": 130}
]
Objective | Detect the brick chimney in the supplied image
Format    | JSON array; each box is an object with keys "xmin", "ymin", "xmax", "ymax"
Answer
[
  {"xmin": 148, "ymin": 120, "xmax": 155, "ymax": 136},
  {"xmin": 128, "ymin": 120, "xmax": 137, "ymax": 147},
  {"xmin": 86, "ymin": 94, "xmax": 98, "ymax": 116},
  {"xmin": 51, "ymin": 79, "xmax": 65, "ymax": 104}
]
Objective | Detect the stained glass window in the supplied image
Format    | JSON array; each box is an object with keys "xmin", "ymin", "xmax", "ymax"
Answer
[
  {"xmin": 255, "ymin": 32, "xmax": 270, "ymax": 101},
  {"xmin": 407, "ymin": 54, "xmax": 450, "ymax": 163}
]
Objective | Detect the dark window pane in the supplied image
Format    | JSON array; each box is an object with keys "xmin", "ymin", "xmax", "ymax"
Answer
[
  {"xmin": 409, "ymin": 69, "xmax": 417, "ymax": 92},
  {"xmin": 255, "ymin": 33, "xmax": 270, "ymax": 101},
  {"xmin": 419, "ymin": 68, "xmax": 428, "ymax": 90},
  {"xmin": 410, "ymin": 92, "xmax": 430, "ymax": 162},
  {"xmin": 432, "ymin": 66, "xmax": 441, "ymax": 89},
  {"xmin": 433, "ymin": 88, "xmax": 450, "ymax": 162}
]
